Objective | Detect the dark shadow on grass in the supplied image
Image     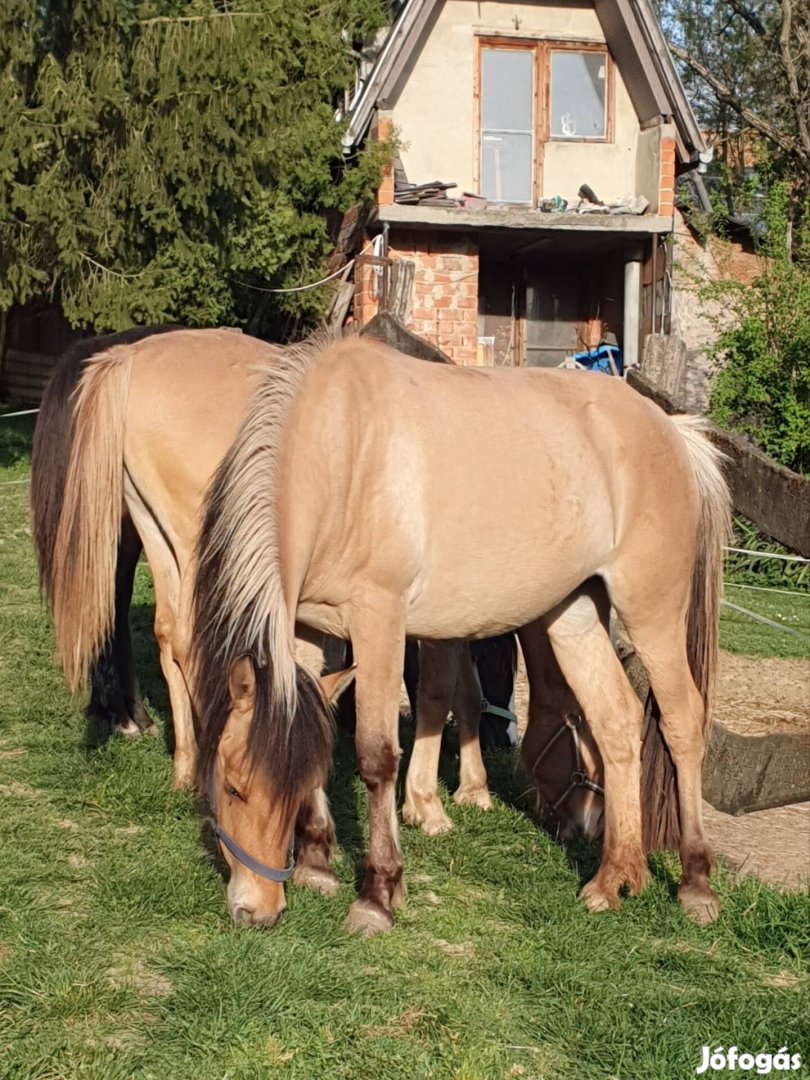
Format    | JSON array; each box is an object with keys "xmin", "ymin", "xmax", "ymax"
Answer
[
  {"xmin": 0, "ymin": 415, "xmax": 34, "ymax": 468},
  {"xmin": 426, "ymin": 720, "xmax": 604, "ymax": 888},
  {"xmin": 131, "ymin": 602, "xmax": 171, "ymax": 751}
]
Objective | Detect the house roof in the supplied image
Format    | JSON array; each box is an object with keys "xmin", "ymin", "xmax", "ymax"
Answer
[{"xmin": 343, "ymin": 0, "xmax": 706, "ymax": 165}]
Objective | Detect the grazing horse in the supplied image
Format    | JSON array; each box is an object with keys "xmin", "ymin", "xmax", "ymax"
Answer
[
  {"xmin": 192, "ymin": 333, "xmax": 731, "ymax": 934},
  {"xmin": 29, "ymin": 327, "xmax": 498, "ymax": 876}
]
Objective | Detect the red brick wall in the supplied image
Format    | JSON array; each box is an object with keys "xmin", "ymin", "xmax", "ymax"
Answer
[
  {"xmin": 353, "ymin": 254, "xmax": 381, "ymax": 326},
  {"xmin": 388, "ymin": 231, "xmax": 479, "ymax": 365},
  {"xmin": 659, "ymin": 136, "xmax": 676, "ymax": 217}
]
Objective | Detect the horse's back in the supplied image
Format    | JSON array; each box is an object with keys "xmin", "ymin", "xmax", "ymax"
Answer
[
  {"xmin": 289, "ymin": 339, "xmax": 698, "ymax": 639},
  {"xmin": 124, "ymin": 328, "xmax": 276, "ymax": 556}
]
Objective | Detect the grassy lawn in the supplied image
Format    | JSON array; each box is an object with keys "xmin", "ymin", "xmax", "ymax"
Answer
[{"xmin": 1, "ymin": 416, "xmax": 808, "ymax": 1079}]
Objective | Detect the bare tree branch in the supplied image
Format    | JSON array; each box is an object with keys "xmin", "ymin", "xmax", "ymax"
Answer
[
  {"xmin": 720, "ymin": 0, "xmax": 767, "ymax": 37},
  {"xmin": 669, "ymin": 40, "xmax": 810, "ymax": 175},
  {"xmin": 778, "ymin": 0, "xmax": 810, "ymax": 164}
]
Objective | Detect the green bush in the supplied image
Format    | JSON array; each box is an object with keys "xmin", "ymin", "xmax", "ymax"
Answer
[{"xmin": 709, "ymin": 184, "xmax": 810, "ymax": 475}]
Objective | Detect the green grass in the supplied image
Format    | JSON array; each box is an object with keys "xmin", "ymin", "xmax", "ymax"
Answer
[{"xmin": 1, "ymin": 419, "xmax": 808, "ymax": 1079}]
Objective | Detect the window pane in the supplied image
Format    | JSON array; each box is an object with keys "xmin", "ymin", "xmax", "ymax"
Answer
[
  {"xmin": 550, "ymin": 51, "xmax": 606, "ymax": 139},
  {"xmin": 481, "ymin": 132, "xmax": 533, "ymax": 203},
  {"xmin": 482, "ymin": 49, "xmax": 533, "ymax": 132}
]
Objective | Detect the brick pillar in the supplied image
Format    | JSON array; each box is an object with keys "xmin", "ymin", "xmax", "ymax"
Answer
[
  {"xmin": 659, "ymin": 136, "xmax": 676, "ymax": 217},
  {"xmin": 371, "ymin": 111, "xmax": 394, "ymax": 208},
  {"xmin": 353, "ymin": 252, "xmax": 380, "ymax": 327},
  {"xmin": 389, "ymin": 231, "xmax": 480, "ymax": 365}
]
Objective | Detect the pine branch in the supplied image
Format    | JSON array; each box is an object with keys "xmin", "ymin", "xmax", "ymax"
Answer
[
  {"xmin": 78, "ymin": 252, "xmax": 145, "ymax": 280},
  {"xmin": 140, "ymin": 13, "xmax": 268, "ymax": 26},
  {"xmin": 669, "ymin": 40, "xmax": 810, "ymax": 175}
]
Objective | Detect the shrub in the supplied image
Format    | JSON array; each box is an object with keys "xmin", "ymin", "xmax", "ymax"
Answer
[{"xmin": 709, "ymin": 184, "xmax": 810, "ymax": 474}]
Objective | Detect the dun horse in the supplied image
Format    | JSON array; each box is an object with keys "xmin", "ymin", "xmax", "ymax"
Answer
[
  {"xmin": 192, "ymin": 334, "xmax": 731, "ymax": 934},
  {"xmin": 30, "ymin": 327, "xmax": 517, "ymax": 900}
]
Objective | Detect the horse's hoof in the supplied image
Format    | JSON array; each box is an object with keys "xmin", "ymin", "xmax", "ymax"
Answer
[
  {"xmin": 579, "ymin": 878, "xmax": 621, "ymax": 914},
  {"xmin": 293, "ymin": 865, "xmax": 340, "ymax": 898},
  {"xmin": 679, "ymin": 884, "xmax": 721, "ymax": 925},
  {"xmin": 344, "ymin": 899, "xmax": 393, "ymax": 937},
  {"xmin": 453, "ymin": 786, "xmax": 492, "ymax": 811},
  {"xmin": 402, "ymin": 798, "xmax": 453, "ymax": 836},
  {"xmin": 112, "ymin": 718, "xmax": 142, "ymax": 739},
  {"xmin": 172, "ymin": 767, "xmax": 196, "ymax": 791}
]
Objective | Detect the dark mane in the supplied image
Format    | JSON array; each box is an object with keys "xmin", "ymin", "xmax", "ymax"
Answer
[{"xmin": 30, "ymin": 325, "xmax": 182, "ymax": 604}]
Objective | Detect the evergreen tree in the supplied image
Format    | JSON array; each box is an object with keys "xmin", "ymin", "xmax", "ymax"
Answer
[{"xmin": 0, "ymin": 1, "xmax": 389, "ymax": 334}]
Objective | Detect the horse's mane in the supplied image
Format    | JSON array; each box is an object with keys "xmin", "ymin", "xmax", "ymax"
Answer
[{"xmin": 192, "ymin": 331, "xmax": 339, "ymax": 802}]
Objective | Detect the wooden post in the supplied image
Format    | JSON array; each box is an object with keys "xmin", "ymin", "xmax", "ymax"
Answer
[{"xmin": 623, "ymin": 258, "xmax": 642, "ymax": 369}]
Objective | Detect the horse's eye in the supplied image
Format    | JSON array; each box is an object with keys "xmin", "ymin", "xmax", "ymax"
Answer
[{"xmin": 224, "ymin": 783, "xmax": 244, "ymax": 802}]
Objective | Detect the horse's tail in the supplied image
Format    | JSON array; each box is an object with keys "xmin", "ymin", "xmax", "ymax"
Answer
[
  {"xmin": 641, "ymin": 414, "xmax": 732, "ymax": 850},
  {"xmin": 192, "ymin": 345, "xmax": 334, "ymax": 809},
  {"xmin": 37, "ymin": 344, "xmax": 134, "ymax": 693}
]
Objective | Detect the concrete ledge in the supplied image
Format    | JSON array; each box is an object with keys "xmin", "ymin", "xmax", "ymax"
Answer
[{"xmin": 372, "ymin": 203, "xmax": 674, "ymax": 234}]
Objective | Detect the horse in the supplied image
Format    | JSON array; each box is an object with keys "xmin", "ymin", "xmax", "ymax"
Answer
[
  {"xmin": 30, "ymin": 326, "xmax": 531, "ymax": 893},
  {"xmin": 191, "ymin": 333, "xmax": 731, "ymax": 935}
]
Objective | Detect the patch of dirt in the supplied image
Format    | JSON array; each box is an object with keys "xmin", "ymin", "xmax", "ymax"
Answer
[
  {"xmin": 714, "ymin": 653, "xmax": 809, "ymax": 736},
  {"xmin": 433, "ymin": 939, "xmax": 476, "ymax": 959},
  {"xmin": 57, "ymin": 818, "xmax": 80, "ymax": 831},
  {"xmin": 67, "ymin": 854, "xmax": 93, "ymax": 871},
  {"xmin": 365, "ymin": 1008, "xmax": 426, "ymax": 1038},
  {"xmin": 0, "ymin": 748, "xmax": 26, "ymax": 761},
  {"xmin": 703, "ymin": 800, "xmax": 809, "ymax": 889},
  {"xmin": 106, "ymin": 959, "xmax": 173, "ymax": 999},
  {"xmin": 0, "ymin": 781, "xmax": 43, "ymax": 799}
]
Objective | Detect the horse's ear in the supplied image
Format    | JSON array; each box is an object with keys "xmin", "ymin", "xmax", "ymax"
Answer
[
  {"xmin": 228, "ymin": 656, "xmax": 256, "ymax": 712},
  {"xmin": 319, "ymin": 665, "xmax": 356, "ymax": 705}
]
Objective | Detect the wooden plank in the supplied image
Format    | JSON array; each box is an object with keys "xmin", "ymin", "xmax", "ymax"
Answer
[
  {"xmin": 1, "ymin": 349, "xmax": 57, "ymax": 404},
  {"xmin": 360, "ymin": 311, "xmax": 452, "ymax": 365},
  {"xmin": 628, "ymin": 368, "xmax": 810, "ymax": 557}
]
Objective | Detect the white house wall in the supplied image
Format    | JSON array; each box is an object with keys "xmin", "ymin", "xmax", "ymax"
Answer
[{"xmin": 389, "ymin": 0, "xmax": 641, "ymax": 204}]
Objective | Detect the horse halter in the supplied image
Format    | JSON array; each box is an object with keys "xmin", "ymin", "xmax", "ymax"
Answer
[
  {"xmin": 529, "ymin": 711, "xmax": 604, "ymax": 811},
  {"xmin": 207, "ymin": 767, "xmax": 295, "ymax": 883}
]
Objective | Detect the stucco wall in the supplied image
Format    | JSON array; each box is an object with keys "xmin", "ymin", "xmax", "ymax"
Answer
[{"xmin": 389, "ymin": 0, "xmax": 641, "ymax": 204}]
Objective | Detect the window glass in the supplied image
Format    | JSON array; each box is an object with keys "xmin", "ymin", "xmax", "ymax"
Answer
[
  {"xmin": 549, "ymin": 51, "xmax": 606, "ymax": 139},
  {"xmin": 481, "ymin": 48, "xmax": 533, "ymax": 203}
]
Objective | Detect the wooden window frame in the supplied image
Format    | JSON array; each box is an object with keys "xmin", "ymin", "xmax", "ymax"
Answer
[{"xmin": 473, "ymin": 37, "xmax": 613, "ymax": 205}]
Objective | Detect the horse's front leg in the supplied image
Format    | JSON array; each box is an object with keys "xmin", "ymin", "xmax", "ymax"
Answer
[
  {"xmin": 293, "ymin": 784, "xmax": 340, "ymax": 898},
  {"xmin": 402, "ymin": 640, "xmax": 457, "ymax": 835},
  {"xmin": 345, "ymin": 596, "xmax": 406, "ymax": 936}
]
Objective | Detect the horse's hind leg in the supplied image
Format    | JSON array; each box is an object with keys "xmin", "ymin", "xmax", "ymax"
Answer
[
  {"xmin": 613, "ymin": 607, "xmax": 719, "ymax": 924},
  {"xmin": 453, "ymin": 646, "xmax": 491, "ymax": 811},
  {"xmin": 402, "ymin": 640, "xmax": 457, "ymax": 835},
  {"xmin": 544, "ymin": 585, "xmax": 647, "ymax": 911},
  {"xmin": 113, "ymin": 515, "xmax": 153, "ymax": 733},
  {"xmin": 87, "ymin": 515, "xmax": 153, "ymax": 738}
]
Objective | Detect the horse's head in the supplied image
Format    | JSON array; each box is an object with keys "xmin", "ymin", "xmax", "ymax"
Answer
[
  {"xmin": 521, "ymin": 692, "xmax": 604, "ymax": 840},
  {"xmin": 208, "ymin": 658, "xmax": 353, "ymax": 927}
]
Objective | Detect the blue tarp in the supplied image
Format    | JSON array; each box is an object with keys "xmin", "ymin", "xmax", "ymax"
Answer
[{"xmin": 573, "ymin": 344, "xmax": 623, "ymax": 376}]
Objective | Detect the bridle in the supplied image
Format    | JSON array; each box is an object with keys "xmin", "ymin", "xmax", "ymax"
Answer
[
  {"xmin": 207, "ymin": 766, "xmax": 295, "ymax": 883},
  {"xmin": 529, "ymin": 711, "xmax": 604, "ymax": 811}
]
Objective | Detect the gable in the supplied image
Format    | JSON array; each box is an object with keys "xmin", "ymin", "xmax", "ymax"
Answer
[{"xmin": 344, "ymin": 0, "xmax": 705, "ymax": 165}]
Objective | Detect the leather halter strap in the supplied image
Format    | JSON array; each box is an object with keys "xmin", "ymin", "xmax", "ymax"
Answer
[
  {"xmin": 530, "ymin": 712, "xmax": 604, "ymax": 811},
  {"xmin": 208, "ymin": 767, "xmax": 295, "ymax": 883}
]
